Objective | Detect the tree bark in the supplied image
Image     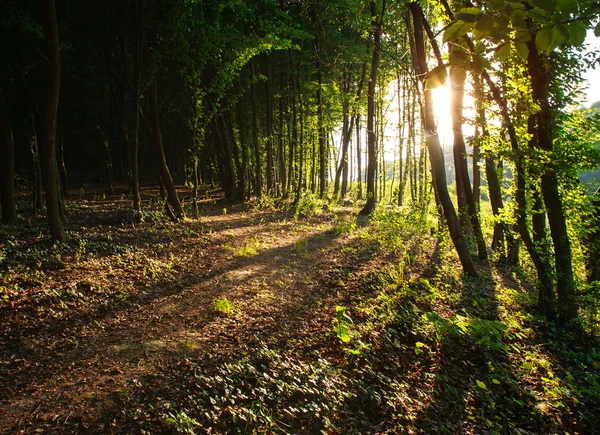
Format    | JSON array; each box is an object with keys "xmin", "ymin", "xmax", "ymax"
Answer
[
  {"xmin": 130, "ymin": 0, "xmax": 144, "ymax": 221},
  {"xmin": 0, "ymin": 90, "xmax": 17, "ymax": 223},
  {"xmin": 449, "ymin": 53, "xmax": 487, "ymax": 260},
  {"xmin": 149, "ymin": 79, "xmax": 185, "ymax": 220},
  {"xmin": 409, "ymin": 2, "xmax": 477, "ymax": 276},
  {"xmin": 264, "ymin": 58, "xmax": 275, "ymax": 195},
  {"xmin": 250, "ymin": 61, "xmax": 262, "ymax": 197},
  {"xmin": 39, "ymin": 0, "xmax": 65, "ymax": 241},
  {"xmin": 315, "ymin": 36, "xmax": 327, "ymax": 198},
  {"xmin": 360, "ymin": 0, "xmax": 385, "ymax": 215},
  {"xmin": 527, "ymin": 38, "xmax": 575, "ymax": 323}
]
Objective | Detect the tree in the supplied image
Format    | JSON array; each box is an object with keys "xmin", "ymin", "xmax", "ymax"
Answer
[
  {"xmin": 39, "ymin": 0, "xmax": 65, "ymax": 242},
  {"xmin": 0, "ymin": 89, "xmax": 17, "ymax": 223},
  {"xmin": 360, "ymin": 0, "xmax": 386, "ymax": 215},
  {"xmin": 409, "ymin": 2, "xmax": 477, "ymax": 276}
]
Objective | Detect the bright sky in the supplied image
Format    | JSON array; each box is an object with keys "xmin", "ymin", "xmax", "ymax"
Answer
[{"xmin": 582, "ymin": 30, "xmax": 600, "ymax": 107}]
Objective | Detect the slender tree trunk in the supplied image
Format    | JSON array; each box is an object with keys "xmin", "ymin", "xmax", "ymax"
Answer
[
  {"xmin": 356, "ymin": 114, "xmax": 363, "ymax": 200},
  {"xmin": 527, "ymin": 38, "xmax": 575, "ymax": 323},
  {"xmin": 449, "ymin": 50, "xmax": 487, "ymax": 260},
  {"xmin": 0, "ymin": 90, "xmax": 17, "ymax": 223},
  {"xmin": 315, "ymin": 36, "xmax": 327, "ymax": 198},
  {"xmin": 289, "ymin": 90, "xmax": 297, "ymax": 196},
  {"xmin": 472, "ymin": 129, "xmax": 480, "ymax": 206},
  {"xmin": 360, "ymin": 0, "xmax": 385, "ymax": 215},
  {"xmin": 409, "ymin": 2, "xmax": 476, "ymax": 276},
  {"xmin": 39, "ymin": 0, "xmax": 65, "ymax": 241},
  {"xmin": 439, "ymin": 0, "xmax": 555, "ymax": 317},
  {"xmin": 278, "ymin": 68, "xmax": 287, "ymax": 197},
  {"xmin": 264, "ymin": 58, "xmax": 275, "ymax": 195},
  {"xmin": 130, "ymin": 0, "xmax": 144, "ymax": 221},
  {"xmin": 250, "ymin": 62, "xmax": 262, "ymax": 197},
  {"xmin": 149, "ymin": 79, "xmax": 185, "ymax": 220}
]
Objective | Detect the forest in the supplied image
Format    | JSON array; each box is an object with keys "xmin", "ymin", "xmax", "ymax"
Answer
[{"xmin": 1, "ymin": 0, "xmax": 600, "ymax": 433}]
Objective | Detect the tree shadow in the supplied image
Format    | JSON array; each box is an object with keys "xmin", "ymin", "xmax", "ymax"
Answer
[{"xmin": 0, "ymin": 212, "xmax": 370, "ymax": 433}]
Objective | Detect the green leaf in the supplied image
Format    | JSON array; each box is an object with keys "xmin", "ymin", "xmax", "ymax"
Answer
[
  {"xmin": 492, "ymin": 378, "xmax": 501, "ymax": 384},
  {"xmin": 595, "ymin": 22, "xmax": 600, "ymax": 37},
  {"xmin": 456, "ymin": 7, "xmax": 481, "ymax": 23},
  {"xmin": 424, "ymin": 65, "xmax": 448, "ymax": 90},
  {"xmin": 536, "ymin": 27, "xmax": 555, "ymax": 53},
  {"xmin": 473, "ymin": 15, "xmax": 494, "ymax": 40},
  {"xmin": 444, "ymin": 20, "xmax": 467, "ymax": 42},
  {"xmin": 556, "ymin": 0, "xmax": 579, "ymax": 14},
  {"xmin": 515, "ymin": 42, "xmax": 529, "ymax": 60},
  {"xmin": 532, "ymin": 0, "xmax": 556, "ymax": 12},
  {"xmin": 494, "ymin": 43, "xmax": 511, "ymax": 62},
  {"xmin": 522, "ymin": 362, "xmax": 534, "ymax": 370},
  {"xmin": 567, "ymin": 21, "xmax": 587, "ymax": 46},
  {"xmin": 476, "ymin": 380, "xmax": 487, "ymax": 389},
  {"xmin": 415, "ymin": 341, "xmax": 425, "ymax": 348}
]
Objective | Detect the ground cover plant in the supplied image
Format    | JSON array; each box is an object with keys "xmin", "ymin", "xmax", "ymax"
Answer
[
  {"xmin": 1, "ymin": 0, "xmax": 600, "ymax": 433},
  {"xmin": 1, "ymin": 188, "xmax": 599, "ymax": 434}
]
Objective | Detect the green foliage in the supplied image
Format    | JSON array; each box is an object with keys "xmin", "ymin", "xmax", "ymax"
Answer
[
  {"xmin": 294, "ymin": 192, "xmax": 324, "ymax": 219},
  {"xmin": 163, "ymin": 347, "xmax": 352, "ymax": 432},
  {"xmin": 165, "ymin": 410, "xmax": 200, "ymax": 434},
  {"xmin": 213, "ymin": 297, "xmax": 235, "ymax": 315},
  {"xmin": 332, "ymin": 215, "xmax": 357, "ymax": 236},
  {"xmin": 332, "ymin": 305, "xmax": 353, "ymax": 343}
]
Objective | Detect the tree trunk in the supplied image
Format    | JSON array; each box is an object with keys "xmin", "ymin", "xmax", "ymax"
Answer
[
  {"xmin": 250, "ymin": 62, "xmax": 262, "ymax": 197},
  {"xmin": 39, "ymin": 0, "xmax": 65, "ymax": 242},
  {"xmin": 356, "ymin": 114, "xmax": 363, "ymax": 200},
  {"xmin": 527, "ymin": 38, "xmax": 575, "ymax": 323},
  {"xmin": 264, "ymin": 58, "xmax": 275, "ymax": 195},
  {"xmin": 360, "ymin": 0, "xmax": 385, "ymax": 215},
  {"xmin": 315, "ymin": 36, "xmax": 327, "ymax": 198},
  {"xmin": 449, "ymin": 52, "xmax": 487, "ymax": 260},
  {"xmin": 409, "ymin": 2, "xmax": 477, "ymax": 276},
  {"xmin": 0, "ymin": 89, "xmax": 17, "ymax": 223},
  {"xmin": 130, "ymin": 0, "xmax": 144, "ymax": 221},
  {"xmin": 278, "ymin": 68, "xmax": 287, "ymax": 197},
  {"xmin": 149, "ymin": 79, "xmax": 185, "ymax": 221}
]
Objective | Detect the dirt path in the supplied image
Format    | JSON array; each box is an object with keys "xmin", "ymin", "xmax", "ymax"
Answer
[{"xmin": 0, "ymin": 205, "xmax": 356, "ymax": 433}]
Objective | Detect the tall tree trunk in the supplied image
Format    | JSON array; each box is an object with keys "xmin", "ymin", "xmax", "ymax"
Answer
[
  {"xmin": 356, "ymin": 114, "xmax": 363, "ymax": 200},
  {"xmin": 315, "ymin": 36, "xmax": 327, "ymax": 198},
  {"xmin": 130, "ymin": 0, "xmax": 144, "ymax": 221},
  {"xmin": 439, "ymin": 0, "xmax": 555, "ymax": 318},
  {"xmin": 360, "ymin": 0, "xmax": 385, "ymax": 215},
  {"xmin": 409, "ymin": 2, "xmax": 476, "ymax": 276},
  {"xmin": 0, "ymin": 89, "xmax": 17, "ymax": 223},
  {"xmin": 448, "ymin": 49, "xmax": 487, "ymax": 260},
  {"xmin": 39, "ymin": 0, "xmax": 65, "ymax": 242},
  {"xmin": 278, "ymin": 68, "xmax": 287, "ymax": 197},
  {"xmin": 250, "ymin": 62, "xmax": 262, "ymax": 198},
  {"xmin": 149, "ymin": 79, "xmax": 185, "ymax": 221},
  {"xmin": 472, "ymin": 129, "xmax": 480, "ymax": 206},
  {"xmin": 264, "ymin": 58, "xmax": 275, "ymax": 195},
  {"xmin": 527, "ymin": 38, "xmax": 575, "ymax": 323}
]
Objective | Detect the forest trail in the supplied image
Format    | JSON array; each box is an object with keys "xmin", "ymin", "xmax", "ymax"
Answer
[{"xmin": 0, "ymin": 198, "xmax": 356, "ymax": 433}]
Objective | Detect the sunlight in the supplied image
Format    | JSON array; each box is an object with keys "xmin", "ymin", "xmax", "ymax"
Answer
[{"xmin": 432, "ymin": 85, "xmax": 453, "ymax": 148}]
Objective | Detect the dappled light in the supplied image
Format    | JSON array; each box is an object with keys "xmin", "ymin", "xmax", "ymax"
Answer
[{"xmin": 1, "ymin": 0, "xmax": 600, "ymax": 433}]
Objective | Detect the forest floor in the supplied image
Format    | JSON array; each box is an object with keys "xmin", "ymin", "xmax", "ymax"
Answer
[{"xmin": 1, "ymin": 185, "xmax": 599, "ymax": 434}]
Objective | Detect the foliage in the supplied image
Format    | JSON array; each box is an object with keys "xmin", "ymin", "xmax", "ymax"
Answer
[
  {"xmin": 213, "ymin": 297, "xmax": 235, "ymax": 315},
  {"xmin": 294, "ymin": 192, "xmax": 325, "ymax": 219}
]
